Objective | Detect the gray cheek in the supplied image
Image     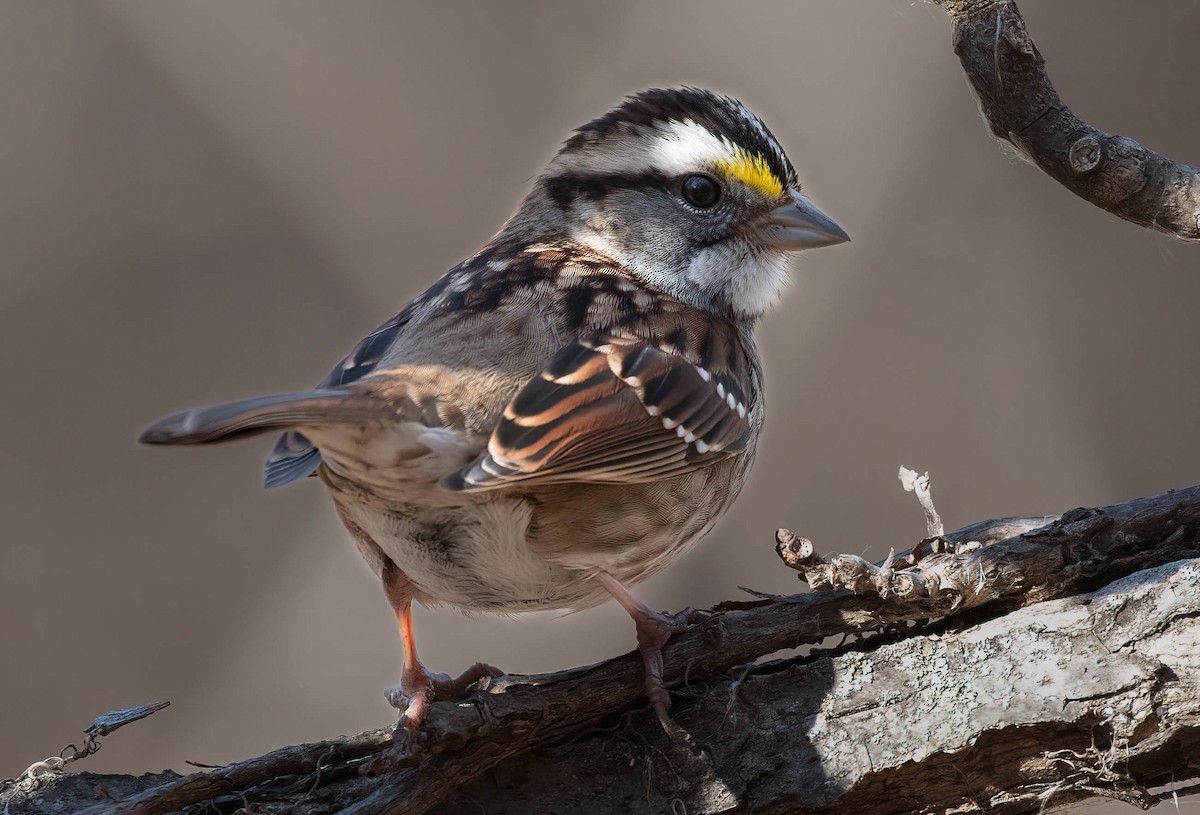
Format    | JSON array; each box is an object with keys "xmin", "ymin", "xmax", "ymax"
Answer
[{"xmin": 604, "ymin": 196, "xmax": 690, "ymax": 262}]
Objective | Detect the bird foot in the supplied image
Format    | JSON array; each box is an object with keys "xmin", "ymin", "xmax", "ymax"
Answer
[
  {"xmin": 385, "ymin": 661, "xmax": 504, "ymax": 730},
  {"xmin": 633, "ymin": 606, "xmax": 706, "ymax": 730}
]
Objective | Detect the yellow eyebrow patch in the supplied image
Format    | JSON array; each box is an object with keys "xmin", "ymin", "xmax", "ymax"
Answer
[{"xmin": 714, "ymin": 149, "xmax": 784, "ymax": 199}]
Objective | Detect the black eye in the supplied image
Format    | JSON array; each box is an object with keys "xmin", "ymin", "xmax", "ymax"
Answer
[{"xmin": 681, "ymin": 174, "xmax": 721, "ymax": 208}]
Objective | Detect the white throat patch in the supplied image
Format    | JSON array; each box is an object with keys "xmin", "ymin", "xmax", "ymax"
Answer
[{"xmin": 685, "ymin": 245, "xmax": 792, "ymax": 318}]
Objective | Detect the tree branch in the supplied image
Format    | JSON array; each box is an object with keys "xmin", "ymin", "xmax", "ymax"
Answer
[
  {"xmin": 933, "ymin": 0, "xmax": 1200, "ymax": 240},
  {"xmin": 4, "ymin": 484, "xmax": 1200, "ymax": 814}
]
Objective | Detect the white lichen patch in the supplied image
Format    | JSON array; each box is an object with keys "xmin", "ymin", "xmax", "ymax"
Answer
[{"xmin": 806, "ymin": 559, "xmax": 1200, "ymax": 785}]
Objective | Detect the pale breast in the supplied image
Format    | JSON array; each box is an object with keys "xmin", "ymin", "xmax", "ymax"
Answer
[{"xmin": 318, "ymin": 450, "xmax": 751, "ymax": 612}]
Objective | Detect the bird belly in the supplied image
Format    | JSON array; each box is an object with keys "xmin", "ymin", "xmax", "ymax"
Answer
[
  {"xmin": 310, "ymin": 433, "xmax": 580, "ymax": 611},
  {"xmin": 312, "ymin": 426, "xmax": 748, "ymax": 613},
  {"xmin": 323, "ymin": 473, "xmax": 713, "ymax": 613},
  {"xmin": 524, "ymin": 465, "xmax": 743, "ymax": 588},
  {"xmin": 332, "ymin": 491, "xmax": 606, "ymax": 612}
]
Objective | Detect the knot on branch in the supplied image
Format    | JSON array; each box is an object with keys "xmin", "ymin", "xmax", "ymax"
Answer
[{"xmin": 1069, "ymin": 136, "xmax": 1101, "ymax": 174}]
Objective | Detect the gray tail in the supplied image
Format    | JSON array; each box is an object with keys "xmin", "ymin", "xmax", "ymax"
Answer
[{"xmin": 139, "ymin": 390, "xmax": 382, "ymax": 446}]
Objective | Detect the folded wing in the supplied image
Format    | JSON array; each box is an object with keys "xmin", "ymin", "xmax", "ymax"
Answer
[{"xmin": 445, "ymin": 334, "xmax": 752, "ymax": 492}]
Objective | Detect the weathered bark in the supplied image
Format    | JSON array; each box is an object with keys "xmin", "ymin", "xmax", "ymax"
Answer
[
  {"xmin": 933, "ymin": 0, "xmax": 1200, "ymax": 240},
  {"xmin": 4, "ymin": 485, "xmax": 1200, "ymax": 814}
]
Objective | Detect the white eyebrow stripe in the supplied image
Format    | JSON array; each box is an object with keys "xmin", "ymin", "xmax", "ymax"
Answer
[
  {"xmin": 648, "ymin": 120, "xmax": 743, "ymax": 176},
  {"xmin": 548, "ymin": 119, "xmax": 744, "ymax": 179}
]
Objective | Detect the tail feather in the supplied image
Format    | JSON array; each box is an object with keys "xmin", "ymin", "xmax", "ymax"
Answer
[
  {"xmin": 263, "ymin": 431, "xmax": 324, "ymax": 488},
  {"xmin": 139, "ymin": 390, "xmax": 382, "ymax": 446}
]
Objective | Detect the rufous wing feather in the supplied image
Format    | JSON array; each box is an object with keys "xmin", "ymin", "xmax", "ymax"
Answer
[{"xmin": 445, "ymin": 333, "xmax": 752, "ymax": 492}]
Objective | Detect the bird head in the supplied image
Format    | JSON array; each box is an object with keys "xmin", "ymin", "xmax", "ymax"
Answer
[{"xmin": 514, "ymin": 87, "xmax": 849, "ymax": 320}]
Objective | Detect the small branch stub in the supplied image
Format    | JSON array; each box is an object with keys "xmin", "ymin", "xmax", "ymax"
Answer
[
  {"xmin": 899, "ymin": 466, "xmax": 943, "ymax": 538},
  {"xmin": 1070, "ymin": 136, "xmax": 1102, "ymax": 174}
]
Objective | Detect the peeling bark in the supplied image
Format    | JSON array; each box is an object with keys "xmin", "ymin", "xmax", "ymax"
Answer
[{"xmin": 433, "ymin": 558, "xmax": 1200, "ymax": 814}]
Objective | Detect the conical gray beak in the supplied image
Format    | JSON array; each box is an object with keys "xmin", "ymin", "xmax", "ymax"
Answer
[{"xmin": 761, "ymin": 189, "xmax": 850, "ymax": 251}]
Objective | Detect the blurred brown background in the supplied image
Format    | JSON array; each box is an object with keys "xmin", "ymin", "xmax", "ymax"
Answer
[{"xmin": 1, "ymin": 1, "xmax": 1197, "ymax": 810}]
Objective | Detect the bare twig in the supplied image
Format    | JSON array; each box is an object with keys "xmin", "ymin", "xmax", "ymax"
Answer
[
  {"xmin": 932, "ymin": 0, "xmax": 1200, "ymax": 240},
  {"xmin": 1, "ymin": 703, "xmax": 170, "ymax": 797},
  {"xmin": 898, "ymin": 466, "xmax": 943, "ymax": 538}
]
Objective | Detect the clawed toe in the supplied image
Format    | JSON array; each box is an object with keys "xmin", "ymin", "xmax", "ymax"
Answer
[
  {"xmin": 672, "ymin": 606, "xmax": 711, "ymax": 629},
  {"xmin": 384, "ymin": 684, "xmax": 411, "ymax": 710},
  {"xmin": 386, "ymin": 662, "xmax": 504, "ymax": 729},
  {"xmin": 437, "ymin": 661, "xmax": 505, "ymax": 698},
  {"xmin": 385, "ymin": 679, "xmax": 433, "ymax": 730}
]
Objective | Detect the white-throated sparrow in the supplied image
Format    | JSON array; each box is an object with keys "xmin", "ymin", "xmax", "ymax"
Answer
[{"xmin": 141, "ymin": 87, "xmax": 848, "ymax": 728}]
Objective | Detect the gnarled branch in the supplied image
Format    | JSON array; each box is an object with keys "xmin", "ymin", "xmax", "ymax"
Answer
[
  {"xmin": 933, "ymin": 0, "xmax": 1200, "ymax": 240},
  {"xmin": 5, "ymin": 484, "xmax": 1200, "ymax": 814}
]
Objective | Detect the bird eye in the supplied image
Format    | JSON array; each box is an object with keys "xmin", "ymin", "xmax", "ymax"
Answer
[{"xmin": 681, "ymin": 174, "xmax": 721, "ymax": 208}]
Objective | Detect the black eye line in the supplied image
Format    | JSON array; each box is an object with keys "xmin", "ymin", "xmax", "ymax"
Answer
[
  {"xmin": 543, "ymin": 170, "xmax": 672, "ymax": 208},
  {"xmin": 542, "ymin": 168, "xmax": 742, "ymax": 212}
]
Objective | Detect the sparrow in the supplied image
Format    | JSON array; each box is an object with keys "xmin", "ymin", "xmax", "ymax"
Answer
[{"xmin": 141, "ymin": 87, "xmax": 848, "ymax": 729}]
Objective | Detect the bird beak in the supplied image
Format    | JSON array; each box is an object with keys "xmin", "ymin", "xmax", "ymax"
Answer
[{"xmin": 760, "ymin": 189, "xmax": 850, "ymax": 251}]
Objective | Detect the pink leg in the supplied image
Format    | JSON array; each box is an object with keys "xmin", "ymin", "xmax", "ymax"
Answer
[
  {"xmin": 595, "ymin": 571, "xmax": 697, "ymax": 729},
  {"xmin": 381, "ymin": 563, "xmax": 502, "ymax": 729}
]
